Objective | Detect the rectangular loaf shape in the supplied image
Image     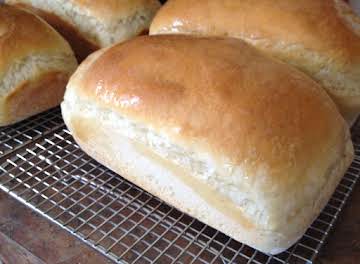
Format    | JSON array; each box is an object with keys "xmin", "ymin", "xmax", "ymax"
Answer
[{"xmin": 61, "ymin": 35, "xmax": 354, "ymax": 254}]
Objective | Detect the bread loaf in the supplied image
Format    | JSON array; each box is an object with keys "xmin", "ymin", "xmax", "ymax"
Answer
[
  {"xmin": 0, "ymin": 5, "xmax": 77, "ymax": 126},
  {"xmin": 150, "ymin": 0, "xmax": 360, "ymax": 124},
  {"xmin": 61, "ymin": 35, "xmax": 354, "ymax": 254},
  {"xmin": 6, "ymin": 0, "xmax": 161, "ymax": 61}
]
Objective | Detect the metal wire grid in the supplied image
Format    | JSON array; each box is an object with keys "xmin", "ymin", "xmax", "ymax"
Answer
[
  {"xmin": 0, "ymin": 109, "xmax": 359, "ymax": 264},
  {"xmin": 0, "ymin": 108, "xmax": 63, "ymax": 157}
]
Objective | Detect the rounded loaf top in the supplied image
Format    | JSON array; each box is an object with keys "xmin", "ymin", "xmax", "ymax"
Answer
[{"xmin": 66, "ymin": 35, "xmax": 349, "ymax": 184}]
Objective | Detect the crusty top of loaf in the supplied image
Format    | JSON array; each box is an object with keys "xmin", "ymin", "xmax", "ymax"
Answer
[
  {"xmin": 0, "ymin": 5, "xmax": 74, "ymax": 80},
  {"xmin": 69, "ymin": 35, "xmax": 348, "ymax": 175},
  {"xmin": 150, "ymin": 0, "xmax": 360, "ymax": 100},
  {"xmin": 150, "ymin": 0, "xmax": 359, "ymax": 56}
]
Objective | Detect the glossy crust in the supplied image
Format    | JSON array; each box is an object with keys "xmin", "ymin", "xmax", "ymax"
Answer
[
  {"xmin": 0, "ymin": 5, "xmax": 72, "ymax": 76},
  {"xmin": 61, "ymin": 35, "xmax": 354, "ymax": 253},
  {"xmin": 6, "ymin": 0, "xmax": 162, "ymax": 61},
  {"xmin": 150, "ymin": 0, "xmax": 360, "ymax": 124},
  {"xmin": 1, "ymin": 71, "xmax": 69, "ymax": 125},
  {"xmin": 8, "ymin": 4, "xmax": 98, "ymax": 62},
  {"xmin": 0, "ymin": 5, "xmax": 77, "ymax": 126}
]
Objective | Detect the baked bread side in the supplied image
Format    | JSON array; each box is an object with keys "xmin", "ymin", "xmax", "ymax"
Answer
[
  {"xmin": 62, "ymin": 35, "xmax": 354, "ymax": 254},
  {"xmin": 0, "ymin": 5, "xmax": 77, "ymax": 126},
  {"xmin": 6, "ymin": 0, "xmax": 161, "ymax": 61}
]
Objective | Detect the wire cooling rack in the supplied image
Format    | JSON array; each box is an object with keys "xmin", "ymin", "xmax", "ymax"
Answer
[
  {"xmin": 0, "ymin": 108, "xmax": 63, "ymax": 157},
  {"xmin": 0, "ymin": 108, "xmax": 359, "ymax": 264}
]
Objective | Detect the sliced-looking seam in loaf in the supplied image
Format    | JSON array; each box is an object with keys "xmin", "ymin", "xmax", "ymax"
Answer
[
  {"xmin": 62, "ymin": 89, "xmax": 351, "ymax": 236},
  {"xmin": 0, "ymin": 53, "xmax": 77, "ymax": 96}
]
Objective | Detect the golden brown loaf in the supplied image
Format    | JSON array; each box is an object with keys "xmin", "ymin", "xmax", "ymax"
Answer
[
  {"xmin": 61, "ymin": 35, "xmax": 354, "ymax": 254},
  {"xmin": 0, "ymin": 4, "xmax": 77, "ymax": 126},
  {"xmin": 6, "ymin": 0, "xmax": 161, "ymax": 61},
  {"xmin": 150, "ymin": 0, "xmax": 360, "ymax": 124}
]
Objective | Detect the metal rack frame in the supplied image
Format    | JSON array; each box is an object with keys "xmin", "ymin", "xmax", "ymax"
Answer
[{"xmin": 0, "ymin": 108, "xmax": 359, "ymax": 264}]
